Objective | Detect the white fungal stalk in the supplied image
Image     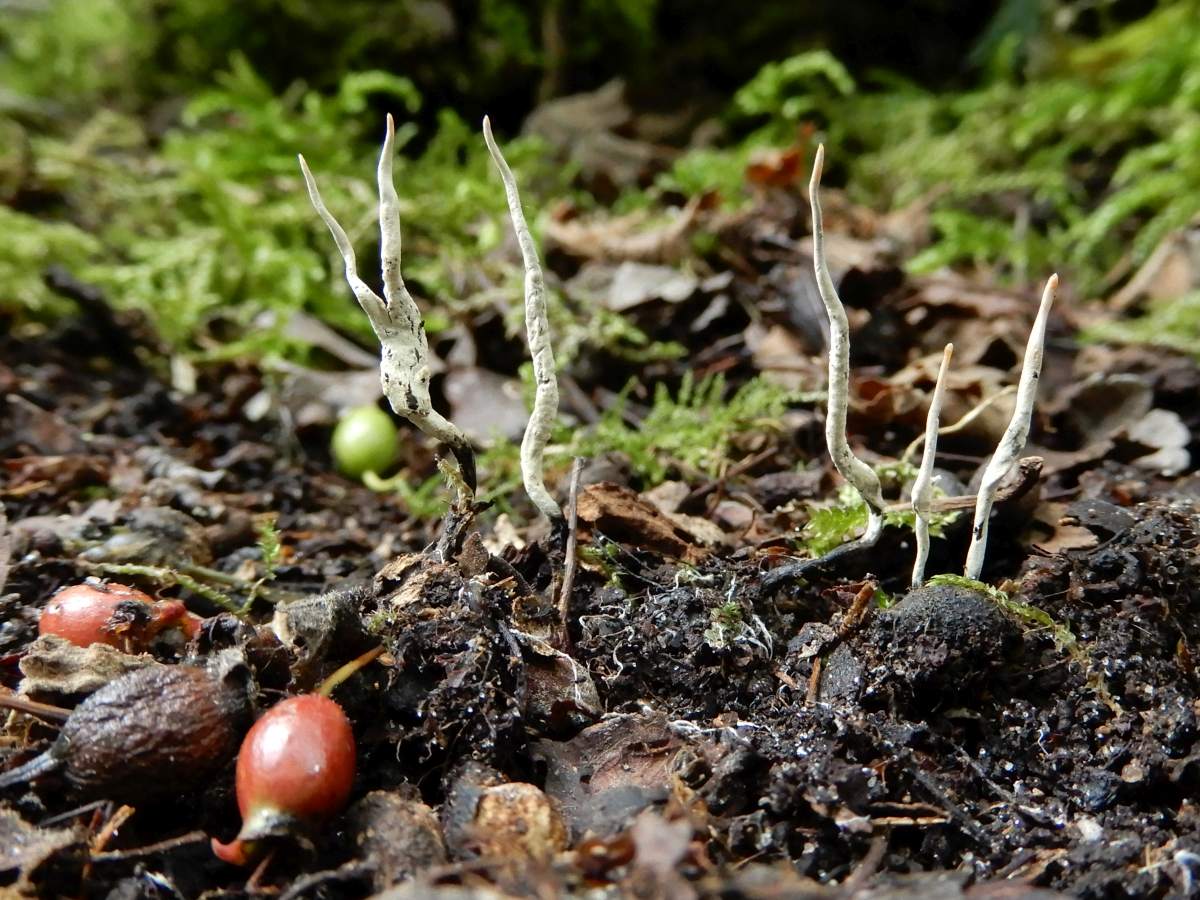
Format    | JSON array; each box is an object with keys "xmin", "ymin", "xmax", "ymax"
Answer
[
  {"xmin": 483, "ymin": 116, "xmax": 564, "ymax": 526},
  {"xmin": 299, "ymin": 115, "xmax": 475, "ymax": 498},
  {"xmin": 911, "ymin": 344, "xmax": 954, "ymax": 588},
  {"xmin": 809, "ymin": 145, "xmax": 886, "ymax": 544},
  {"xmin": 964, "ymin": 274, "xmax": 1058, "ymax": 580}
]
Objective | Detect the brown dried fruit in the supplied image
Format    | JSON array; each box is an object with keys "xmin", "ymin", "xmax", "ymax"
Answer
[{"xmin": 0, "ymin": 664, "xmax": 250, "ymax": 801}]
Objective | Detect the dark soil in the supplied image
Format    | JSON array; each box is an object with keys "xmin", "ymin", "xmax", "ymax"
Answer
[{"xmin": 3, "ymin": 197, "xmax": 1200, "ymax": 899}]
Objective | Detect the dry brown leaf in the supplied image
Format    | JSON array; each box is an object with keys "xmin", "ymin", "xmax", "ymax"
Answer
[
  {"xmin": 0, "ymin": 806, "xmax": 84, "ymax": 891},
  {"xmin": 546, "ymin": 200, "xmax": 701, "ymax": 264},
  {"xmin": 532, "ymin": 712, "xmax": 713, "ymax": 839},
  {"xmin": 576, "ymin": 482, "xmax": 708, "ymax": 563}
]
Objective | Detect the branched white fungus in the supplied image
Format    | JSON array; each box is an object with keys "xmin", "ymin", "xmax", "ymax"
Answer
[
  {"xmin": 299, "ymin": 115, "xmax": 476, "ymax": 497},
  {"xmin": 911, "ymin": 344, "xmax": 953, "ymax": 588},
  {"xmin": 483, "ymin": 116, "xmax": 564, "ymax": 525},
  {"xmin": 963, "ymin": 274, "xmax": 1058, "ymax": 580},
  {"xmin": 809, "ymin": 145, "xmax": 886, "ymax": 545}
]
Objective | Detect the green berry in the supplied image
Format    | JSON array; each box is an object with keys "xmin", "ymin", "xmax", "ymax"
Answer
[{"xmin": 331, "ymin": 405, "xmax": 398, "ymax": 478}]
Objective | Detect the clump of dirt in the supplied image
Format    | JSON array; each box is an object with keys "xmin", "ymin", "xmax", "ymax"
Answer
[{"xmin": 852, "ymin": 582, "xmax": 1023, "ymax": 711}]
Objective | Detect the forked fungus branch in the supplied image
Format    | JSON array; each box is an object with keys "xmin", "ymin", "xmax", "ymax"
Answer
[
  {"xmin": 301, "ymin": 115, "xmax": 564, "ymax": 528},
  {"xmin": 299, "ymin": 114, "xmax": 477, "ymax": 501}
]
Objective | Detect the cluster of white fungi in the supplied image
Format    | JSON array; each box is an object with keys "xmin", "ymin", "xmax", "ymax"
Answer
[{"xmin": 300, "ymin": 121, "xmax": 1056, "ymax": 587}]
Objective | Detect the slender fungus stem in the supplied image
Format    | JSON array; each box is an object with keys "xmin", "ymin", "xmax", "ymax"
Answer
[
  {"xmin": 556, "ymin": 457, "xmax": 585, "ymax": 649},
  {"xmin": 911, "ymin": 344, "xmax": 954, "ymax": 588},
  {"xmin": 964, "ymin": 274, "xmax": 1058, "ymax": 580},
  {"xmin": 809, "ymin": 145, "xmax": 886, "ymax": 544},
  {"xmin": 483, "ymin": 117, "xmax": 564, "ymax": 528},
  {"xmin": 299, "ymin": 115, "xmax": 476, "ymax": 500}
]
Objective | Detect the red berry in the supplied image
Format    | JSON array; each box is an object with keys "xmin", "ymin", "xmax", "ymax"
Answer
[
  {"xmin": 39, "ymin": 583, "xmax": 201, "ymax": 651},
  {"xmin": 211, "ymin": 694, "xmax": 356, "ymax": 865}
]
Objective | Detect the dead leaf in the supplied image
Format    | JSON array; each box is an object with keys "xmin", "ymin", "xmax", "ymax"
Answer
[
  {"xmin": 443, "ymin": 368, "xmax": 528, "ymax": 443},
  {"xmin": 532, "ymin": 713, "xmax": 712, "ymax": 838},
  {"xmin": 1028, "ymin": 502, "xmax": 1099, "ymax": 554},
  {"xmin": 348, "ymin": 790, "xmax": 447, "ymax": 891},
  {"xmin": 257, "ymin": 361, "xmax": 385, "ymax": 427},
  {"xmin": 1125, "ymin": 408, "xmax": 1190, "ymax": 475},
  {"xmin": 0, "ymin": 499, "xmax": 8, "ymax": 596},
  {"xmin": 516, "ymin": 631, "xmax": 601, "ymax": 727},
  {"xmin": 132, "ymin": 446, "xmax": 223, "ymax": 489},
  {"xmin": 2, "ymin": 455, "xmax": 109, "ymax": 496},
  {"xmin": 1044, "ymin": 374, "xmax": 1190, "ymax": 476},
  {"xmin": 744, "ymin": 322, "xmax": 821, "ymax": 390},
  {"xmin": 745, "ymin": 146, "xmax": 803, "ymax": 188},
  {"xmin": 576, "ymin": 482, "xmax": 707, "ymax": 563},
  {"xmin": 280, "ymin": 310, "xmax": 381, "ymax": 369},
  {"xmin": 546, "ymin": 200, "xmax": 701, "ymax": 264},
  {"xmin": 628, "ymin": 810, "xmax": 697, "ymax": 899},
  {"xmin": 1108, "ymin": 226, "xmax": 1200, "ymax": 311},
  {"xmin": 78, "ymin": 506, "xmax": 212, "ymax": 567},
  {"xmin": 605, "ymin": 262, "xmax": 699, "ymax": 311},
  {"xmin": 19, "ymin": 634, "xmax": 161, "ymax": 697},
  {"xmin": 0, "ymin": 806, "xmax": 84, "ymax": 891},
  {"xmin": 524, "ymin": 79, "xmax": 673, "ymax": 189},
  {"xmin": 4, "ymin": 394, "xmax": 87, "ymax": 455}
]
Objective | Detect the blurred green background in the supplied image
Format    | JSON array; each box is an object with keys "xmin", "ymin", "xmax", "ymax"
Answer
[{"xmin": 2, "ymin": 0, "xmax": 1197, "ymax": 362}]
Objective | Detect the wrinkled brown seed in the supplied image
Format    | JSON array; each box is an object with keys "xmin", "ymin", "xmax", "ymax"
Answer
[{"xmin": 1, "ymin": 664, "xmax": 250, "ymax": 801}]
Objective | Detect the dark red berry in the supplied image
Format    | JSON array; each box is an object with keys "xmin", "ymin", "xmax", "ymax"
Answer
[{"xmin": 211, "ymin": 694, "xmax": 356, "ymax": 865}]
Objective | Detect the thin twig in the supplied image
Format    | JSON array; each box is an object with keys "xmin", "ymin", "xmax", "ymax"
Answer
[
  {"xmin": 0, "ymin": 691, "xmax": 70, "ymax": 723},
  {"xmin": 316, "ymin": 645, "xmax": 385, "ymax": 698},
  {"xmin": 900, "ymin": 384, "xmax": 1017, "ymax": 465},
  {"xmin": 89, "ymin": 831, "xmax": 208, "ymax": 862},
  {"xmin": 680, "ymin": 445, "xmax": 777, "ymax": 512},
  {"xmin": 0, "ymin": 499, "xmax": 9, "ymax": 596}
]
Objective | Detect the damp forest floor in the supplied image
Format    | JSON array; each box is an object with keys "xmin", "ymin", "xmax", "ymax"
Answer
[{"xmin": 3, "ymin": 179, "xmax": 1200, "ymax": 900}]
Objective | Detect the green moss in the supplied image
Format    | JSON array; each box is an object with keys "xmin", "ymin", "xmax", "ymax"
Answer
[
  {"xmin": 2, "ymin": 55, "xmax": 570, "ymax": 362},
  {"xmin": 1083, "ymin": 291, "xmax": 1200, "ymax": 357},
  {"xmin": 925, "ymin": 574, "xmax": 1009, "ymax": 604},
  {"xmin": 577, "ymin": 372, "xmax": 797, "ymax": 485},
  {"xmin": 649, "ymin": 4, "xmax": 1200, "ymax": 293},
  {"xmin": 803, "ymin": 461, "xmax": 959, "ymax": 558}
]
